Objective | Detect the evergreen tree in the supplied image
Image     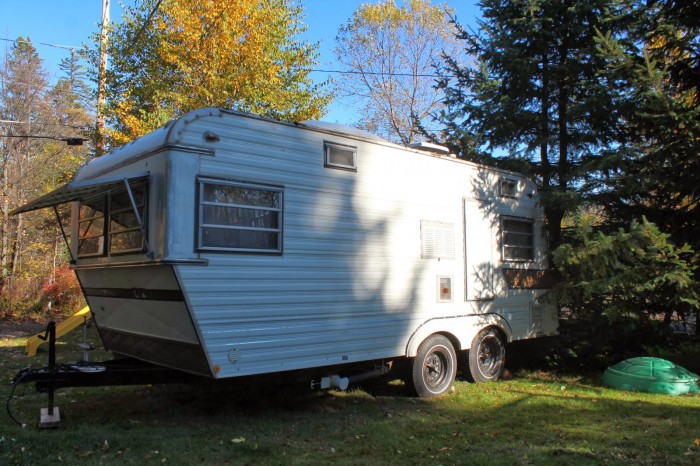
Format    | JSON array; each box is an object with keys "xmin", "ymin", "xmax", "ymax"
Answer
[
  {"xmin": 552, "ymin": 214, "xmax": 698, "ymax": 363},
  {"xmin": 52, "ymin": 50, "xmax": 94, "ymax": 155},
  {"xmin": 436, "ymin": 0, "xmax": 621, "ymax": 248},
  {"xmin": 593, "ymin": 0, "xmax": 700, "ymax": 252},
  {"xmin": 554, "ymin": 216, "xmax": 698, "ymax": 323},
  {"xmin": 58, "ymin": 51, "xmax": 93, "ymax": 112}
]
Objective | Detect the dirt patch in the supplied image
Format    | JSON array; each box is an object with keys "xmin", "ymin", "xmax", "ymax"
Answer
[{"xmin": 0, "ymin": 321, "xmax": 44, "ymax": 339}]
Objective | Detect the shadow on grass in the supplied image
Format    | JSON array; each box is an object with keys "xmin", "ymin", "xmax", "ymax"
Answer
[
  {"xmin": 3, "ymin": 326, "xmax": 700, "ymax": 465},
  {"xmin": 4, "ymin": 364, "xmax": 700, "ymax": 465}
]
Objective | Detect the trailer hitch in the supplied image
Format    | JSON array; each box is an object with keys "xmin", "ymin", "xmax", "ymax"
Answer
[
  {"xmin": 6, "ymin": 322, "xmax": 205, "ymax": 428},
  {"xmin": 8, "ymin": 320, "xmax": 102, "ymax": 428}
]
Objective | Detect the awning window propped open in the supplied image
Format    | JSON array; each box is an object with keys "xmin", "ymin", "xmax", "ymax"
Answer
[{"xmin": 11, "ymin": 173, "xmax": 150, "ymax": 215}]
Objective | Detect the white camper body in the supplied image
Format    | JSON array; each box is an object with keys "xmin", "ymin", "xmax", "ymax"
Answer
[{"xmin": 17, "ymin": 108, "xmax": 557, "ymax": 394}]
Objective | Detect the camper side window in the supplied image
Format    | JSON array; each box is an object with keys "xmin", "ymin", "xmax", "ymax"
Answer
[
  {"xmin": 77, "ymin": 182, "xmax": 148, "ymax": 258},
  {"xmin": 501, "ymin": 217, "xmax": 534, "ymax": 262},
  {"xmin": 198, "ymin": 179, "xmax": 283, "ymax": 253},
  {"xmin": 324, "ymin": 142, "xmax": 357, "ymax": 171}
]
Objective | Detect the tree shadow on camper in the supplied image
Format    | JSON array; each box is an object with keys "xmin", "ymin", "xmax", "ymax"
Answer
[{"xmin": 467, "ymin": 167, "xmax": 556, "ymax": 337}]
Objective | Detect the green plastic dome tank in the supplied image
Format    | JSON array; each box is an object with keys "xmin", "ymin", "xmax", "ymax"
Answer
[{"xmin": 603, "ymin": 357, "xmax": 699, "ymax": 395}]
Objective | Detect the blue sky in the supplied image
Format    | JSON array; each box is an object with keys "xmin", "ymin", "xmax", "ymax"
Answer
[{"xmin": 0, "ymin": 0, "xmax": 480, "ymax": 124}]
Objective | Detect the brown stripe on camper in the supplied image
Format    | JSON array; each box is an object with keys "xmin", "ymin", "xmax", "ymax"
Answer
[
  {"xmin": 83, "ymin": 287, "xmax": 185, "ymax": 301},
  {"xmin": 501, "ymin": 269, "xmax": 555, "ymax": 289}
]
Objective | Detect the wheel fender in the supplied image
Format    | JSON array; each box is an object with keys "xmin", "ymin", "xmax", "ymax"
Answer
[{"xmin": 405, "ymin": 314, "xmax": 513, "ymax": 357}]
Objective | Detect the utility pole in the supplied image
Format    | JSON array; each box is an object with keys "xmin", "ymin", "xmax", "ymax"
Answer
[{"xmin": 96, "ymin": 0, "xmax": 110, "ymax": 157}]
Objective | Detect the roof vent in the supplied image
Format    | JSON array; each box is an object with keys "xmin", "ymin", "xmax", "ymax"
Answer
[{"xmin": 408, "ymin": 141, "xmax": 450, "ymax": 155}]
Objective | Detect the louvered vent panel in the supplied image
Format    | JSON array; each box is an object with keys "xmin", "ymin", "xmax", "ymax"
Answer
[{"xmin": 421, "ymin": 221, "xmax": 455, "ymax": 259}]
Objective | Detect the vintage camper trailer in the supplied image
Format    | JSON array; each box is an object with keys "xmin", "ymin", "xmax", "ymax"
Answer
[{"xmin": 15, "ymin": 108, "xmax": 557, "ymax": 398}]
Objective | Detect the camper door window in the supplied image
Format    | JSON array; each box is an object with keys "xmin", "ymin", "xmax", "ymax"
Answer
[
  {"xmin": 197, "ymin": 179, "xmax": 283, "ymax": 253},
  {"xmin": 77, "ymin": 183, "xmax": 147, "ymax": 257},
  {"xmin": 501, "ymin": 217, "xmax": 534, "ymax": 262}
]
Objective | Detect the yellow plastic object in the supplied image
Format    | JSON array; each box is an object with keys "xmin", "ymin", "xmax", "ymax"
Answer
[{"xmin": 25, "ymin": 306, "xmax": 91, "ymax": 357}]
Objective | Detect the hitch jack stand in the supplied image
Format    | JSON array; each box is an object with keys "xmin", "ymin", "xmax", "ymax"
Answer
[{"xmin": 37, "ymin": 321, "xmax": 60, "ymax": 429}]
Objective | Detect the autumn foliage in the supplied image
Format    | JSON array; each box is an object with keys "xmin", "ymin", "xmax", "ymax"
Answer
[
  {"xmin": 41, "ymin": 264, "xmax": 85, "ymax": 316},
  {"xmin": 97, "ymin": 0, "xmax": 331, "ymax": 145},
  {"xmin": 1, "ymin": 39, "xmax": 91, "ymax": 320}
]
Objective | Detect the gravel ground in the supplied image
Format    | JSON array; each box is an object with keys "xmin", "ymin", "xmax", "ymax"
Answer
[{"xmin": 0, "ymin": 321, "xmax": 44, "ymax": 339}]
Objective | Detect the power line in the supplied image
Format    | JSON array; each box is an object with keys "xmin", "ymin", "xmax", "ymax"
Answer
[
  {"xmin": 125, "ymin": 0, "xmax": 165, "ymax": 53},
  {"xmin": 0, "ymin": 120, "xmax": 91, "ymax": 130},
  {"xmin": 0, "ymin": 37, "xmax": 76, "ymax": 51},
  {"xmin": 0, "ymin": 38, "xmax": 459, "ymax": 79},
  {"xmin": 310, "ymin": 68, "xmax": 456, "ymax": 79},
  {"xmin": 1, "ymin": 134, "xmax": 87, "ymax": 145}
]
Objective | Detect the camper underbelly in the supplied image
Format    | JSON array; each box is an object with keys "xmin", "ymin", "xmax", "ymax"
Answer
[{"xmin": 76, "ymin": 265, "xmax": 211, "ymax": 377}]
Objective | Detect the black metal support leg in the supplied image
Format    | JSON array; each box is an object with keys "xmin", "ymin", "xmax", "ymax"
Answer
[{"xmin": 37, "ymin": 321, "xmax": 61, "ymax": 428}]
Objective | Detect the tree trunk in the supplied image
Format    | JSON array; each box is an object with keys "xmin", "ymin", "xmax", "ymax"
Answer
[
  {"xmin": 96, "ymin": 0, "xmax": 110, "ymax": 156},
  {"xmin": 11, "ymin": 213, "xmax": 22, "ymax": 276},
  {"xmin": 1, "ymin": 161, "xmax": 9, "ymax": 284},
  {"xmin": 540, "ymin": 52, "xmax": 551, "ymax": 187},
  {"xmin": 539, "ymin": 51, "xmax": 563, "ymax": 250}
]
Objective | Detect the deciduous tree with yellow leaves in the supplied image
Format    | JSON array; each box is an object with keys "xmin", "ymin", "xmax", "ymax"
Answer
[{"xmin": 91, "ymin": 0, "xmax": 330, "ymax": 146}]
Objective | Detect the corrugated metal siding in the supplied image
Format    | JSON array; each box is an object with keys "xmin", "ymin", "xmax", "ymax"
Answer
[
  {"xmin": 169, "ymin": 113, "xmax": 552, "ymax": 378},
  {"xmin": 170, "ymin": 114, "xmax": 461, "ymax": 377}
]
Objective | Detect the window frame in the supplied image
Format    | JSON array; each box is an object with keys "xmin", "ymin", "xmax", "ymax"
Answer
[
  {"xmin": 196, "ymin": 178, "xmax": 284, "ymax": 254},
  {"xmin": 76, "ymin": 180, "xmax": 148, "ymax": 258},
  {"xmin": 498, "ymin": 177, "xmax": 518, "ymax": 198},
  {"xmin": 500, "ymin": 216, "xmax": 535, "ymax": 262},
  {"xmin": 324, "ymin": 141, "xmax": 358, "ymax": 172}
]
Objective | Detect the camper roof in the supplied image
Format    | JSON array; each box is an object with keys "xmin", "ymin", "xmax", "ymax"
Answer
[{"xmin": 300, "ymin": 120, "xmax": 387, "ymax": 143}]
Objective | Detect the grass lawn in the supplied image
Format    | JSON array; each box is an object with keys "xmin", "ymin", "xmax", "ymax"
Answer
[{"xmin": 1, "ymin": 324, "xmax": 699, "ymax": 465}]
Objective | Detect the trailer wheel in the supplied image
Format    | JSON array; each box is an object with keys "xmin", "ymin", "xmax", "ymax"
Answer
[
  {"xmin": 468, "ymin": 327, "xmax": 505, "ymax": 382},
  {"xmin": 409, "ymin": 334, "xmax": 457, "ymax": 398}
]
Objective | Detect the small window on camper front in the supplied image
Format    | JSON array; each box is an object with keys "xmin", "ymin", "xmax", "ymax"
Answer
[
  {"xmin": 324, "ymin": 142, "xmax": 357, "ymax": 171},
  {"xmin": 501, "ymin": 217, "xmax": 534, "ymax": 262},
  {"xmin": 77, "ymin": 181, "xmax": 148, "ymax": 258},
  {"xmin": 498, "ymin": 178, "xmax": 517, "ymax": 198},
  {"xmin": 198, "ymin": 179, "xmax": 283, "ymax": 253}
]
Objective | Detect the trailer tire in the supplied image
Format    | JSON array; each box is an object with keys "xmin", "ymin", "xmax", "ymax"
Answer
[
  {"xmin": 468, "ymin": 327, "xmax": 505, "ymax": 382},
  {"xmin": 409, "ymin": 334, "xmax": 457, "ymax": 398}
]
